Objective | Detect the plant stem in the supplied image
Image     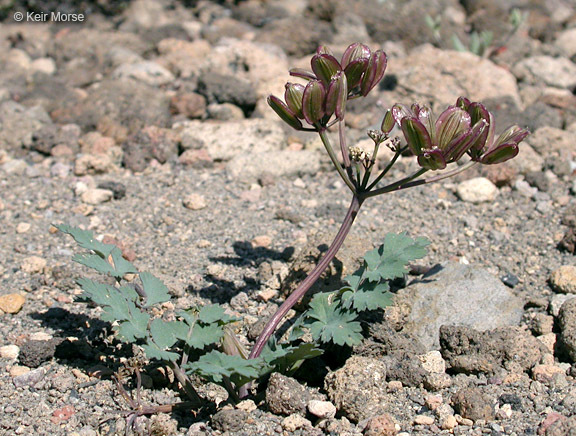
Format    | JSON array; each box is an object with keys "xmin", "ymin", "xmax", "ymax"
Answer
[
  {"xmin": 363, "ymin": 168, "xmax": 428, "ymax": 198},
  {"xmin": 170, "ymin": 362, "xmax": 202, "ymax": 406},
  {"xmin": 247, "ymin": 195, "xmax": 363, "ymax": 361},
  {"xmin": 338, "ymin": 121, "xmax": 354, "ymax": 182},
  {"xmin": 318, "ymin": 129, "xmax": 357, "ymax": 193}
]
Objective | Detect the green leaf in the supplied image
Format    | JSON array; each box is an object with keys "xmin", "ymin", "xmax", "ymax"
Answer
[
  {"xmin": 363, "ymin": 233, "xmax": 428, "ymax": 282},
  {"xmin": 140, "ymin": 272, "xmax": 170, "ymax": 307},
  {"xmin": 56, "ymin": 224, "xmax": 115, "ymax": 258},
  {"xmin": 260, "ymin": 339, "xmax": 323, "ymax": 376},
  {"xmin": 187, "ymin": 324, "xmax": 224, "ymax": 349},
  {"xmin": 115, "ymin": 310, "xmax": 149, "ymax": 342},
  {"xmin": 76, "ymin": 278, "xmax": 115, "ymax": 307},
  {"xmin": 305, "ymin": 293, "xmax": 363, "ymax": 346},
  {"xmin": 109, "ymin": 249, "xmax": 137, "ymax": 278},
  {"xmin": 197, "ymin": 305, "xmax": 235, "ymax": 325},
  {"xmin": 141, "ymin": 342, "xmax": 180, "ymax": 362},
  {"xmin": 187, "ymin": 350, "xmax": 261, "ymax": 386},
  {"xmin": 150, "ymin": 318, "xmax": 179, "ymax": 349},
  {"xmin": 73, "ymin": 253, "xmax": 116, "ymax": 276},
  {"xmin": 340, "ymin": 282, "xmax": 393, "ymax": 312}
]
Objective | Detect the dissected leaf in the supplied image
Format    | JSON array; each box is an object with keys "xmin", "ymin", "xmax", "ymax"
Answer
[
  {"xmin": 197, "ymin": 305, "xmax": 236, "ymax": 325},
  {"xmin": 187, "ymin": 350, "xmax": 261, "ymax": 386},
  {"xmin": 141, "ymin": 342, "xmax": 180, "ymax": 362},
  {"xmin": 150, "ymin": 318, "xmax": 179, "ymax": 349},
  {"xmin": 363, "ymin": 233, "xmax": 429, "ymax": 282},
  {"xmin": 340, "ymin": 282, "xmax": 393, "ymax": 312},
  {"xmin": 305, "ymin": 293, "xmax": 363, "ymax": 346},
  {"xmin": 140, "ymin": 272, "xmax": 171, "ymax": 307},
  {"xmin": 115, "ymin": 310, "xmax": 150, "ymax": 342},
  {"xmin": 186, "ymin": 324, "xmax": 224, "ymax": 349},
  {"xmin": 260, "ymin": 339, "xmax": 323, "ymax": 376},
  {"xmin": 56, "ymin": 224, "xmax": 115, "ymax": 258}
]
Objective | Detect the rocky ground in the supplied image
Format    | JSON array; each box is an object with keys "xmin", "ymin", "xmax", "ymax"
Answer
[{"xmin": 1, "ymin": 0, "xmax": 576, "ymax": 435}]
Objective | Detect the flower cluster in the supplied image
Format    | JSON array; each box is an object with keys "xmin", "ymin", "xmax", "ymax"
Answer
[
  {"xmin": 384, "ymin": 99, "xmax": 529, "ymax": 170},
  {"xmin": 268, "ymin": 43, "xmax": 387, "ymax": 131}
]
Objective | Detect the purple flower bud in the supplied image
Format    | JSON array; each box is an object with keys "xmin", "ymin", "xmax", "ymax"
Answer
[
  {"xmin": 268, "ymin": 95, "xmax": 303, "ymax": 131},
  {"xmin": 302, "ymin": 80, "xmax": 326, "ymax": 125},
  {"xmin": 341, "ymin": 43, "xmax": 371, "ymax": 69},
  {"xmin": 401, "ymin": 117, "xmax": 432, "ymax": 156},
  {"xmin": 435, "ymin": 106, "xmax": 471, "ymax": 150},
  {"xmin": 326, "ymin": 71, "xmax": 348, "ymax": 121},
  {"xmin": 391, "ymin": 104, "xmax": 413, "ymax": 125},
  {"xmin": 456, "ymin": 96, "xmax": 471, "ymax": 111},
  {"xmin": 344, "ymin": 58, "xmax": 369, "ymax": 90},
  {"xmin": 284, "ymin": 83, "xmax": 305, "ymax": 119},
  {"xmin": 360, "ymin": 50, "xmax": 387, "ymax": 96},
  {"xmin": 316, "ymin": 45, "xmax": 335, "ymax": 57},
  {"xmin": 479, "ymin": 142, "xmax": 520, "ymax": 164},
  {"xmin": 418, "ymin": 148, "xmax": 447, "ymax": 170},
  {"xmin": 311, "ymin": 53, "xmax": 342, "ymax": 85},
  {"xmin": 381, "ymin": 109, "xmax": 395, "ymax": 134},
  {"xmin": 289, "ymin": 68, "xmax": 316, "ymax": 81}
]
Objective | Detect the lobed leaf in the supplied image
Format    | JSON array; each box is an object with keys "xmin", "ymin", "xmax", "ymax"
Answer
[
  {"xmin": 140, "ymin": 271, "xmax": 171, "ymax": 307},
  {"xmin": 363, "ymin": 233, "xmax": 429, "ymax": 282}
]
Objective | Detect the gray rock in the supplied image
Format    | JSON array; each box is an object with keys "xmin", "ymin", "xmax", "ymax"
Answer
[
  {"xmin": 13, "ymin": 367, "xmax": 46, "ymax": 388},
  {"xmin": 324, "ymin": 356, "xmax": 390, "ymax": 422},
  {"xmin": 0, "ymin": 101, "xmax": 52, "ymax": 153},
  {"xmin": 555, "ymin": 28, "xmax": 576, "ymax": 58},
  {"xmin": 211, "ymin": 408, "xmax": 247, "ymax": 432},
  {"xmin": 227, "ymin": 150, "xmax": 321, "ymax": 182},
  {"xmin": 393, "ymin": 262, "xmax": 524, "ymax": 350},
  {"xmin": 122, "ymin": 126, "xmax": 178, "ymax": 172},
  {"xmin": 177, "ymin": 119, "xmax": 285, "ymax": 161},
  {"xmin": 197, "ymin": 73, "xmax": 257, "ymax": 115},
  {"xmin": 451, "ymin": 387, "xmax": 495, "ymax": 421},
  {"xmin": 74, "ymin": 79, "xmax": 170, "ymax": 136},
  {"xmin": 558, "ymin": 299, "xmax": 576, "ymax": 362},
  {"xmin": 440, "ymin": 326, "xmax": 544, "ymax": 374},
  {"xmin": 514, "ymin": 56, "xmax": 576, "ymax": 90},
  {"xmin": 19, "ymin": 340, "xmax": 57, "ymax": 368},
  {"xmin": 265, "ymin": 373, "xmax": 312, "ymax": 416},
  {"xmin": 112, "ymin": 61, "xmax": 175, "ymax": 87},
  {"xmin": 391, "ymin": 45, "xmax": 521, "ymax": 108}
]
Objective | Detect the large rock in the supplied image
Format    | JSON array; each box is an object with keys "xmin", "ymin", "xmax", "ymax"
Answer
[
  {"xmin": 226, "ymin": 150, "xmax": 321, "ymax": 182},
  {"xmin": 557, "ymin": 299, "xmax": 576, "ymax": 362},
  {"xmin": 514, "ymin": 56, "xmax": 576, "ymax": 90},
  {"xmin": 390, "ymin": 45, "xmax": 522, "ymax": 108},
  {"xmin": 440, "ymin": 326, "xmax": 544, "ymax": 374},
  {"xmin": 391, "ymin": 262, "xmax": 524, "ymax": 350},
  {"xmin": 324, "ymin": 356, "xmax": 390, "ymax": 423},
  {"xmin": 0, "ymin": 101, "xmax": 52, "ymax": 154},
  {"xmin": 176, "ymin": 119, "xmax": 286, "ymax": 161}
]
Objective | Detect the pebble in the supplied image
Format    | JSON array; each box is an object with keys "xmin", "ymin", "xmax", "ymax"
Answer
[
  {"xmin": 550, "ymin": 265, "xmax": 576, "ymax": 294},
  {"xmin": 418, "ymin": 351, "xmax": 446, "ymax": 373},
  {"xmin": 425, "ymin": 394, "xmax": 443, "ymax": 411},
  {"xmin": 456, "ymin": 177, "xmax": 498, "ymax": 203},
  {"xmin": 236, "ymin": 399, "xmax": 257, "ymax": 413},
  {"xmin": 183, "ymin": 193, "xmax": 207, "ymax": 210},
  {"xmin": 364, "ymin": 414, "xmax": 398, "ymax": 436},
  {"xmin": 21, "ymin": 256, "xmax": 47, "ymax": 274},
  {"xmin": 532, "ymin": 364, "xmax": 566, "ymax": 383},
  {"xmin": 50, "ymin": 162, "xmax": 71, "ymax": 179},
  {"xmin": 308, "ymin": 400, "xmax": 337, "ymax": 419},
  {"xmin": 51, "ymin": 405, "xmax": 75, "ymax": 424},
  {"xmin": 281, "ymin": 414, "xmax": 311, "ymax": 432},
  {"xmin": 251, "ymin": 235, "xmax": 272, "ymax": 248},
  {"xmin": 12, "ymin": 366, "xmax": 46, "ymax": 387},
  {"xmin": 440, "ymin": 415, "xmax": 457, "ymax": 430},
  {"xmin": 0, "ymin": 293, "xmax": 26, "ymax": 313},
  {"xmin": 10, "ymin": 365, "xmax": 30, "ymax": 377},
  {"xmin": 414, "ymin": 415, "xmax": 435, "ymax": 425},
  {"xmin": 81, "ymin": 188, "xmax": 114, "ymax": 205},
  {"xmin": 537, "ymin": 333, "xmax": 557, "ymax": 354},
  {"xmin": 16, "ymin": 222, "xmax": 31, "ymax": 233},
  {"xmin": 0, "ymin": 345, "xmax": 20, "ymax": 360},
  {"xmin": 550, "ymin": 294, "xmax": 575, "ymax": 317}
]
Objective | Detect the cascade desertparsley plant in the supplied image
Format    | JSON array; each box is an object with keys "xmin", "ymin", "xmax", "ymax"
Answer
[
  {"xmin": 252, "ymin": 42, "xmax": 529, "ymax": 362},
  {"xmin": 58, "ymin": 43, "xmax": 529, "ymax": 408}
]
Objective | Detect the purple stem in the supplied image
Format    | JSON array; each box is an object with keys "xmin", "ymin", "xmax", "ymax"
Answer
[{"xmin": 248, "ymin": 194, "xmax": 363, "ymax": 361}]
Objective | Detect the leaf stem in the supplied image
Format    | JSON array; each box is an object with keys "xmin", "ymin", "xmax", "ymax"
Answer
[
  {"xmin": 365, "ymin": 146, "xmax": 406, "ymax": 191},
  {"xmin": 246, "ymin": 195, "xmax": 363, "ymax": 362}
]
